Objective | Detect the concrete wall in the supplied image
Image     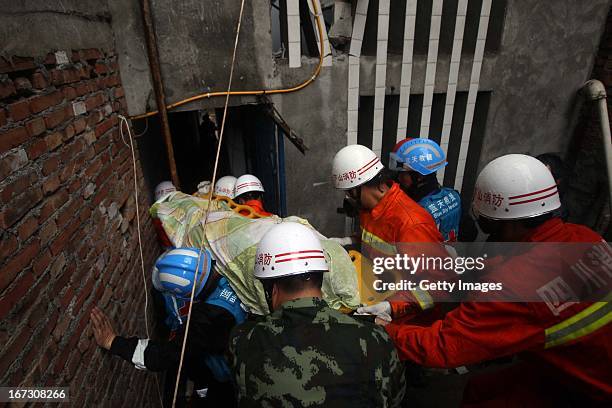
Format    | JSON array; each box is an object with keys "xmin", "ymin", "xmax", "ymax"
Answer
[
  {"xmin": 0, "ymin": 0, "xmax": 115, "ymax": 57},
  {"xmin": 479, "ymin": 0, "xmax": 610, "ymax": 168}
]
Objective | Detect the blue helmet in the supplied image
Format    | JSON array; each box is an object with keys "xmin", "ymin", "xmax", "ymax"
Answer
[
  {"xmin": 153, "ymin": 248, "xmax": 213, "ymax": 299},
  {"xmin": 389, "ymin": 138, "xmax": 447, "ymax": 175}
]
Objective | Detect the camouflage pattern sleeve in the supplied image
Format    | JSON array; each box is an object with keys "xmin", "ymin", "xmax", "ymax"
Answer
[
  {"xmin": 229, "ymin": 322, "xmax": 256, "ymax": 407},
  {"xmin": 369, "ymin": 325, "xmax": 406, "ymax": 407}
]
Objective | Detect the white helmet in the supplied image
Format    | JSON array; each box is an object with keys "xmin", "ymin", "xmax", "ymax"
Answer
[
  {"xmin": 214, "ymin": 175, "xmax": 237, "ymax": 198},
  {"xmin": 254, "ymin": 222, "xmax": 329, "ymax": 280},
  {"xmin": 473, "ymin": 154, "xmax": 561, "ymax": 220},
  {"xmin": 155, "ymin": 181, "xmax": 177, "ymax": 201},
  {"xmin": 331, "ymin": 144, "xmax": 384, "ymax": 190},
  {"xmin": 234, "ymin": 174, "xmax": 264, "ymax": 198}
]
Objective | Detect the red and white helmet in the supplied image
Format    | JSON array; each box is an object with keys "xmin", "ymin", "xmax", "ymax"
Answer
[
  {"xmin": 155, "ymin": 181, "xmax": 177, "ymax": 201},
  {"xmin": 234, "ymin": 174, "xmax": 264, "ymax": 198},
  {"xmin": 214, "ymin": 175, "xmax": 237, "ymax": 198},
  {"xmin": 254, "ymin": 222, "xmax": 329, "ymax": 279},
  {"xmin": 331, "ymin": 144, "xmax": 384, "ymax": 190},
  {"xmin": 473, "ymin": 154, "xmax": 561, "ymax": 220}
]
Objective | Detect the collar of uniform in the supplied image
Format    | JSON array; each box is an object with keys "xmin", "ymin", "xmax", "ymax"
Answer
[
  {"xmin": 524, "ymin": 217, "xmax": 564, "ymax": 242},
  {"xmin": 370, "ymin": 182, "xmax": 401, "ymax": 220},
  {"xmin": 279, "ymin": 296, "xmax": 326, "ymax": 310}
]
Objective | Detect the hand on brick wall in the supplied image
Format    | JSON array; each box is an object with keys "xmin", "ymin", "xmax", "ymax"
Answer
[{"xmin": 90, "ymin": 306, "xmax": 116, "ymax": 350}]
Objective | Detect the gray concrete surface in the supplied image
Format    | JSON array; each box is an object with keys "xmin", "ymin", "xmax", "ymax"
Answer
[
  {"xmin": 479, "ymin": 0, "xmax": 610, "ymax": 169},
  {"xmin": 0, "ymin": 0, "xmax": 114, "ymax": 57}
]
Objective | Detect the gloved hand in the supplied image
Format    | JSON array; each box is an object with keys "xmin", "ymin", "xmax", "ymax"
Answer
[
  {"xmin": 328, "ymin": 236, "xmax": 353, "ymax": 246},
  {"xmin": 198, "ymin": 180, "xmax": 212, "ymax": 194},
  {"xmin": 356, "ymin": 301, "xmax": 392, "ymax": 322}
]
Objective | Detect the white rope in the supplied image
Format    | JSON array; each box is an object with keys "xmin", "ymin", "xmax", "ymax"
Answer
[
  {"xmin": 171, "ymin": 0, "xmax": 246, "ymax": 406},
  {"xmin": 118, "ymin": 114, "xmax": 164, "ymax": 407}
]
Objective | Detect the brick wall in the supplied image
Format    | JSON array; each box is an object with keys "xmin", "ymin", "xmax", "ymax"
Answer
[
  {"xmin": 0, "ymin": 49, "xmax": 161, "ymax": 406},
  {"xmin": 566, "ymin": 6, "xmax": 612, "ymax": 237}
]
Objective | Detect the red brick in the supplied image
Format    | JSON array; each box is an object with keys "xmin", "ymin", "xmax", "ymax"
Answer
[
  {"xmin": 43, "ymin": 108, "xmax": 67, "ymax": 129},
  {"xmin": 95, "ymin": 116, "xmax": 117, "ymax": 138},
  {"xmin": 56, "ymin": 199, "xmax": 78, "ymax": 228},
  {"xmin": 0, "ymin": 108, "xmax": 6, "ymax": 127},
  {"xmin": 63, "ymin": 123, "xmax": 75, "ymax": 141},
  {"xmin": 62, "ymin": 68, "xmax": 81, "ymax": 84},
  {"xmin": 41, "ymin": 154, "xmax": 60, "ymax": 175},
  {"xmin": 0, "ymin": 56, "xmax": 34, "ymax": 74},
  {"xmin": 106, "ymin": 74, "xmax": 121, "ymax": 87},
  {"xmin": 17, "ymin": 214, "xmax": 39, "ymax": 240},
  {"xmin": 68, "ymin": 176, "xmax": 83, "ymax": 193},
  {"xmin": 0, "ymin": 78, "xmax": 16, "ymax": 99},
  {"xmin": 65, "ymin": 351, "xmax": 82, "ymax": 381},
  {"xmin": 31, "ymin": 72, "xmax": 48, "ymax": 89},
  {"xmin": 49, "ymin": 69, "xmax": 63, "ymax": 86},
  {"xmin": 62, "ymin": 86, "xmax": 77, "ymax": 101},
  {"xmin": 25, "ymin": 138, "xmax": 46, "ymax": 160},
  {"xmin": 14, "ymin": 77, "xmax": 32, "ymax": 93},
  {"xmin": 86, "ymin": 110, "xmax": 103, "ymax": 127},
  {"xmin": 93, "ymin": 63, "xmax": 109, "ymax": 75},
  {"xmin": 45, "ymin": 131, "xmax": 63, "ymax": 150},
  {"xmin": 0, "ymin": 234, "xmax": 18, "ymax": 261},
  {"xmin": 30, "ymin": 91, "xmax": 63, "ymax": 114},
  {"xmin": 8, "ymin": 99, "xmax": 30, "ymax": 121},
  {"xmin": 85, "ymin": 93, "xmax": 104, "ymax": 111},
  {"xmin": 25, "ymin": 117, "xmax": 46, "ymax": 136},
  {"xmin": 0, "ymin": 188, "xmax": 43, "ymax": 229},
  {"xmin": 1, "ymin": 170, "xmax": 36, "ymax": 203},
  {"xmin": 39, "ymin": 219, "xmax": 58, "ymax": 244},
  {"xmin": 32, "ymin": 249, "xmax": 52, "ymax": 277},
  {"xmin": 43, "ymin": 174, "xmax": 61, "ymax": 195},
  {"xmin": 73, "ymin": 117, "xmax": 87, "ymax": 134},
  {"xmin": 0, "ymin": 326, "xmax": 32, "ymax": 375},
  {"xmin": 75, "ymin": 82, "xmax": 91, "ymax": 96},
  {"xmin": 0, "ymin": 148, "xmax": 29, "ymax": 181},
  {"xmin": 113, "ymin": 87, "xmax": 125, "ymax": 98},
  {"xmin": 39, "ymin": 188, "xmax": 68, "ymax": 220},
  {"xmin": 77, "ymin": 64, "xmax": 90, "ymax": 80},
  {"xmin": 0, "ymin": 239, "xmax": 40, "ymax": 293},
  {"xmin": 52, "ymin": 314, "xmax": 71, "ymax": 343},
  {"xmin": 60, "ymin": 287, "xmax": 75, "ymax": 309},
  {"xmin": 0, "ymin": 126, "xmax": 29, "ymax": 153},
  {"xmin": 50, "ymin": 217, "xmax": 80, "ymax": 255},
  {"xmin": 81, "ymin": 49, "xmax": 103, "ymax": 61}
]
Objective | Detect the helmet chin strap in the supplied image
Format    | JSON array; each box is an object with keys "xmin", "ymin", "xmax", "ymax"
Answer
[{"xmin": 401, "ymin": 173, "xmax": 439, "ymax": 202}]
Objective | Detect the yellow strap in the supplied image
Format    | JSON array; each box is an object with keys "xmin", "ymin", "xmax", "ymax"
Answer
[
  {"xmin": 212, "ymin": 195, "xmax": 264, "ymax": 219},
  {"xmin": 545, "ymin": 300, "xmax": 612, "ymax": 348}
]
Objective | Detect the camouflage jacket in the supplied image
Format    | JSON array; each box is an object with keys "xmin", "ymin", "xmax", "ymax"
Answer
[{"xmin": 229, "ymin": 297, "xmax": 406, "ymax": 407}]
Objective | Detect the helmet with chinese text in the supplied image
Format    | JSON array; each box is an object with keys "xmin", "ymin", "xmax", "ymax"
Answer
[
  {"xmin": 254, "ymin": 222, "xmax": 329, "ymax": 280},
  {"xmin": 389, "ymin": 138, "xmax": 447, "ymax": 175},
  {"xmin": 214, "ymin": 175, "xmax": 237, "ymax": 198},
  {"xmin": 331, "ymin": 144, "xmax": 384, "ymax": 190},
  {"xmin": 473, "ymin": 154, "xmax": 561, "ymax": 220}
]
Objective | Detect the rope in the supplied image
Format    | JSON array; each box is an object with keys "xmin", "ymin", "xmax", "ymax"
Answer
[{"xmin": 118, "ymin": 114, "xmax": 164, "ymax": 407}]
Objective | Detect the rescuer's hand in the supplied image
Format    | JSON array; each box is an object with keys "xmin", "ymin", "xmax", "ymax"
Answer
[
  {"xmin": 329, "ymin": 237, "xmax": 354, "ymax": 246},
  {"xmin": 375, "ymin": 317, "xmax": 391, "ymax": 326},
  {"xmin": 90, "ymin": 306, "xmax": 117, "ymax": 350},
  {"xmin": 356, "ymin": 301, "xmax": 392, "ymax": 322}
]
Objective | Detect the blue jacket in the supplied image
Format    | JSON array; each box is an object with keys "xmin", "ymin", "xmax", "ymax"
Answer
[{"xmin": 418, "ymin": 187, "xmax": 462, "ymax": 242}]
